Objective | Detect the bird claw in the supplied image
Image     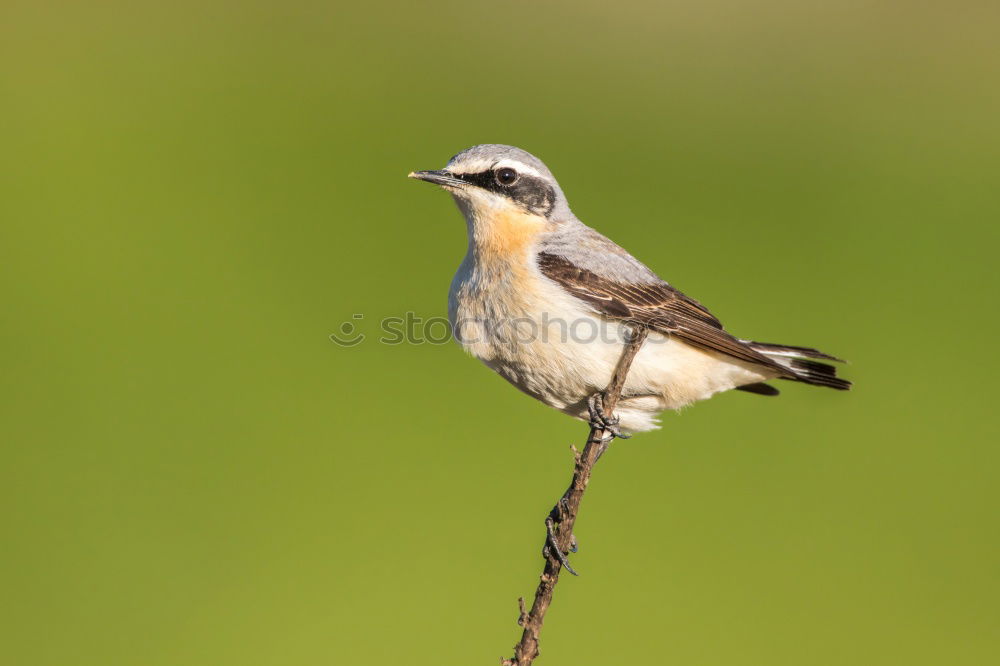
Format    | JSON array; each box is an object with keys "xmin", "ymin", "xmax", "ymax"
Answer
[
  {"xmin": 587, "ymin": 393, "xmax": 630, "ymax": 441},
  {"xmin": 543, "ymin": 516, "xmax": 579, "ymax": 576}
]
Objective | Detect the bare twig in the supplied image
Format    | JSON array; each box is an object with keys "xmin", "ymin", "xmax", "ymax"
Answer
[{"xmin": 502, "ymin": 326, "xmax": 648, "ymax": 666}]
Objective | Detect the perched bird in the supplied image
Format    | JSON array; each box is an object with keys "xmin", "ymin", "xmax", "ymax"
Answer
[{"xmin": 410, "ymin": 144, "xmax": 849, "ymax": 437}]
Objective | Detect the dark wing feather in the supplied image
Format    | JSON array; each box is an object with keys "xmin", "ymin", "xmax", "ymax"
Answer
[
  {"xmin": 537, "ymin": 252, "xmax": 786, "ymax": 372},
  {"xmin": 735, "ymin": 382, "xmax": 781, "ymax": 396}
]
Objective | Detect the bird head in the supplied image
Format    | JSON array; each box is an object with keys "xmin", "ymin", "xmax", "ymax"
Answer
[{"xmin": 409, "ymin": 144, "xmax": 572, "ymax": 223}]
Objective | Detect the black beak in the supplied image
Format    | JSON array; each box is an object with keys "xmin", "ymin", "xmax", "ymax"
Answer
[{"xmin": 407, "ymin": 169, "xmax": 466, "ymax": 187}]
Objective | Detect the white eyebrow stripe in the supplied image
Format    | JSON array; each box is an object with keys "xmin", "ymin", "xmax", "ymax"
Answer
[
  {"xmin": 447, "ymin": 157, "xmax": 544, "ymax": 179},
  {"xmin": 494, "ymin": 160, "xmax": 543, "ymax": 178},
  {"xmin": 446, "ymin": 157, "xmax": 492, "ymax": 174}
]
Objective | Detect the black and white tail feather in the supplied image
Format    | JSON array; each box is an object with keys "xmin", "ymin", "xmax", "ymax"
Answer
[{"xmin": 737, "ymin": 341, "xmax": 852, "ymax": 394}]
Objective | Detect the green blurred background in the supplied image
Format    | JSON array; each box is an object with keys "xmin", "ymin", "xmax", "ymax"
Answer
[{"xmin": 2, "ymin": 1, "xmax": 998, "ymax": 664}]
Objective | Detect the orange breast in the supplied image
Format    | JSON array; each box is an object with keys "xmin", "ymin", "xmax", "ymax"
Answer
[{"xmin": 475, "ymin": 207, "xmax": 546, "ymax": 262}]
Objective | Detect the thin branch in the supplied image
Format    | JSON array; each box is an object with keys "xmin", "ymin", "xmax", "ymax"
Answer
[{"xmin": 502, "ymin": 326, "xmax": 649, "ymax": 666}]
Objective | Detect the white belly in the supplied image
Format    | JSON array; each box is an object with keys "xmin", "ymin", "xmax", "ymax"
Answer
[{"xmin": 448, "ymin": 255, "xmax": 774, "ymax": 432}]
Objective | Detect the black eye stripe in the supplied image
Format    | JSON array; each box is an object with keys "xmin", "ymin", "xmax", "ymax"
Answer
[
  {"xmin": 450, "ymin": 170, "xmax": 495, "ymax": 189},
  {"xmin": 451, "ymin": 168, "xmax": 556, "ymax": 217}
]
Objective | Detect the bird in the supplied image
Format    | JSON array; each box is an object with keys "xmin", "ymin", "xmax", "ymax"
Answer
[{"xmin": 409, "ymin": 144, "xmax": 850, "ymax": 438}]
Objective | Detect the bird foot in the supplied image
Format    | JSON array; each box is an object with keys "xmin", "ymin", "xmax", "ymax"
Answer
[
  {"xmin": 543, "ymin": 498, "xmax": 580, "ymax": 575},
  {"xmin": 587, "ymin": 392, "xmax": 630, "ymax": 442},
  {"xmin": 543, "ymin": 516, "xmax": 579, "ymax": 576}
]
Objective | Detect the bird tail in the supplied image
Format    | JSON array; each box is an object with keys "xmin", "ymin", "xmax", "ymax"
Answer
[{"xmin": 745, "ymin": 341, "xmax": 852, "ymax": 391}]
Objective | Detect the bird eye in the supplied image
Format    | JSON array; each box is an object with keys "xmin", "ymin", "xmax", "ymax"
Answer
[{"xmin": 495, "ymin": 167, "xmax": 518, "ymax": 186}]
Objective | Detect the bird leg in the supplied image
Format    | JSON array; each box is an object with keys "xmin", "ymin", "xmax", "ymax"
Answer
[
  {"xmin": 542, "ymin": 497, "xmax": 579, "ymax": 575},
  {"xmin": 587, "ymin": 392, "xmax": 630, "ymax": 442},
  {"xmin": 543, "ymin": 516, "xmax": 579, "ymax": 576}
]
